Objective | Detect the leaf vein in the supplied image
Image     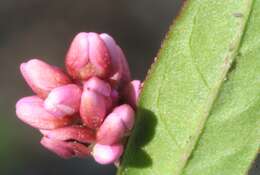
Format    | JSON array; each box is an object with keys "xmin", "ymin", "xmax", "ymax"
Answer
[
  {"xmin": 189, "ymin": 6, "xmax": 210, "ymax": 90},
  {"xmin": 180, "ymin": 0, "xmax": 256, "ymax": 174},
  {"xmin": 156, "ymin": 60, "xmax": 181, "ymax": 150}
]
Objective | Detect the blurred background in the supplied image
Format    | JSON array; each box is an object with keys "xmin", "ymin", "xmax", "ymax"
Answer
[{"xmin": 0, "ymin": 0, "xmax": 258, "ymax": 175}]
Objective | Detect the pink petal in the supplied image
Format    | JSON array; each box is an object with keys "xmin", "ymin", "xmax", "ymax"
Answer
[
  {"xmin": 97, "ymin": 104, "xmax": 135, "ymax": 145},
  {"xmin": 113, "ymin": 104, "xmax": 135, "ymax": 130},
  {"xmin": 96, "ymin": 112, "xmax": 126, "ymax": 145},
  {"xmin": 80, "ymin": 89, "xmax": 107, "ymax": 129},
  {"xmin": 16, "ymin": 96, "xmax": 74, "ymax": 129},
  {"xmin": 100, "ymin": 33, "xmax": 131, "ymax": 88},
  {"xmin": 65, "ymin": 32, "xmax": 111, "ymax": 80},
  {"xmin": 88, "ymin": 33, "xmax": 111, "ymax": 77},
  {"xmin": 40, "ymin": 125, "xmax": 96, "ymax": 143},
  {"xmin": 44, "ymin": 84, "xmax": 82, "ymax": 117},
  {"xmin": 123, "ymin": 80, "xmax": 142, "ymax": 108},
  {"xmin": 99, "ymin": 33, "xmax": 120, "ymax": 76},
  {"xmin": 20, "ymin": 59, "xmax": 71, "ymax": 98},
  {"xmin": 83, "ymin": 77, "xmax": 111, "ymax": 97},
  {"xmin": 41, "ymin": 137, "xmax": 91, "ymax": 159},
  {"xmin": 41, "ymin": 137, "xmax": 74, "ymax": 159},
  {"xmin": 92, "ymin": 144, "xmax": 123, "ymax": 164},
  {"xmin": 116, "ymin": 46, "xmax": 131, "ymax": 84}
]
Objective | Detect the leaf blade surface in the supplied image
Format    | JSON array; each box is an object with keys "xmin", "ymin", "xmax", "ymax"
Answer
[{"xmin": 117, "ymin": 1, "xmax": 260, "ymax": 175}]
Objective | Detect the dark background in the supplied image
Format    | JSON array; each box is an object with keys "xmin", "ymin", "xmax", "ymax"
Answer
[{"xmin": 0, "ymin": 0, "xmax": 258, "ymax": 175}]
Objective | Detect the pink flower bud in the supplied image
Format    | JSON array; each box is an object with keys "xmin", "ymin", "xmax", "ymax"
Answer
[
  {"xmin": 100, "ymin": 33, "xmax": 131, "ymax": 88},
  {"xmin": 44, "ymin": 84, "xmax": 82, "ymax": 117},
  {"xmin": 41, "ymin": 137, "xmax": 91, "ymax": 159},
  {"xmin": 20, "ymin": 59, "xmax": 71, "ymax": 98},
  {"xmin": 83, "ymin": 77, "xmax": 119, "ymax": 109},
  {"xmin": 83, "ymin": 77, "xmax": 111, "ymax": 97},
  {"xmin": 80, "ymin": 89, "xmax": 108, "ymax": 129},
  {"xmin": 97, "ymin": 112, "xmax": 126, "ymax": 145},
  {"xmin": 16, "ymin": 32, "xmax": 139, "ymax": 163},
  {"xmin": 92, "ymin": 144, "xmax": 123, "ymax": 164},
  {"xmin": 113, "ymin": 104, "xmax": 135, "ymax": 130},
  {"xmin": 16, "ymin": 96, "xmax": 74, "ymax": 129},
  {"xmin": 97, "ymin": 104, "xmax": 135, "ymax": 145},
  {"xmin": 116, "ymin": 46, "xmax": 131, "ymax": 84},
  {"xmin": 65, "ymin": 32, "xmax": 111, "ymax": 80},
  {"xmin": 123, "ymin": 80, "xmax": 142, "ymax": 108},
  {"xmin": 40, "ymin": 125, "xmax": 96, "ymax": 143}
]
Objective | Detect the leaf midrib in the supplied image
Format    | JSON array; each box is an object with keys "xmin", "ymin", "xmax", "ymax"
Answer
[
  {"xmin": 178, "ymin": 0, "xmax": 256, "ymax": 174},
  {"xmin": 117, "ymin": 1, "xmax": 257, "ymax": 175}
]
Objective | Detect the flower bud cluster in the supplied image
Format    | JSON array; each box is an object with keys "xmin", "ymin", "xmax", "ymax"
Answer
[{"xmin": 16, "ymin": 32, "xmax": 141, "ymax": 164}]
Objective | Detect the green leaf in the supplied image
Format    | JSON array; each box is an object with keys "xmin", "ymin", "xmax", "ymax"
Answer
[{"xmin": 117, "ymin": 0, "xmax": 260, "ymax": 175}]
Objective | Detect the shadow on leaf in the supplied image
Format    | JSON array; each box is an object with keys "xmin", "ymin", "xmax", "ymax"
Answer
[{"xmin": 121, "ymin": 107, "xmax": 157, "ymax": 168}]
